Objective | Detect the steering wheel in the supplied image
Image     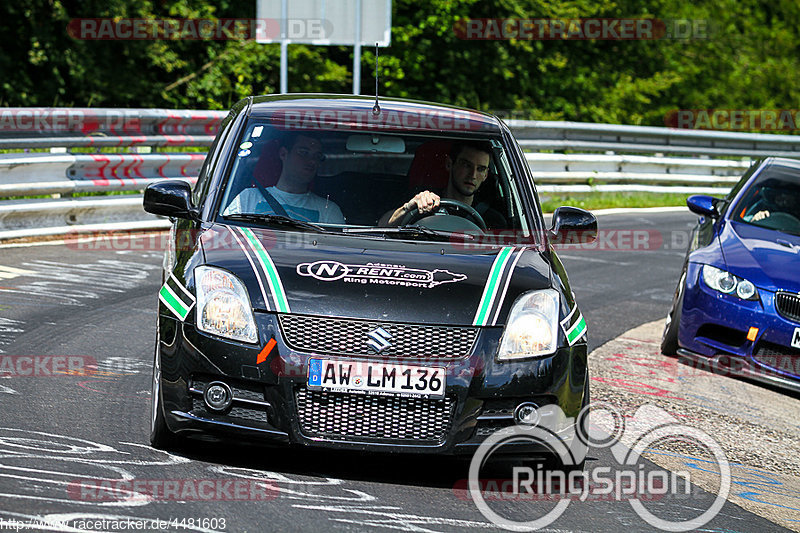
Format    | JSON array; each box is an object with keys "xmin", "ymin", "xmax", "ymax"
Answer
[
  {"xmin": 756, "ymin": 212, "xmax": 800, "ymax": 233},
  {"xmin": 399, "ymin": 198, "xmax": 487, "ymax": 231}
]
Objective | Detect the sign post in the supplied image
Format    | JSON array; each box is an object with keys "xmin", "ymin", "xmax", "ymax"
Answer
[{"xmin": 256, "ymin": 0, "xmax": 392, "ymax": 95}]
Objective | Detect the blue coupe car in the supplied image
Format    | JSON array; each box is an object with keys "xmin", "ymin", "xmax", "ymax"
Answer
[{"xmin": 662, "ymin": 157, "xmax": 800, "ymax": 392}]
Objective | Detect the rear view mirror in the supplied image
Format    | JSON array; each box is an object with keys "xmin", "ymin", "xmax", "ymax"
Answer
[
  {"xmin": 346, "ymin": 134, "xmax": 406, "ymax": 153},
  {"xmin": 687, "ymin": 195, "xmax": 719, "ymax": 218},
  {"xmin": 143, "ymin": 180, "xmax": 199, "ymax": 220},
  {"xmin": 549, "ymin": 206, "xmax": 597, "ymax": 244}
]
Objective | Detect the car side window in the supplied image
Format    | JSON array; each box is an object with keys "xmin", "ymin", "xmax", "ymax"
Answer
[
  {"xmin": 193, "ymin": 114, "xmax": 235, "ymax": 207},
  {"xmin": 720, "ymin": 161, "xmax": 760, "ymax": 218}
]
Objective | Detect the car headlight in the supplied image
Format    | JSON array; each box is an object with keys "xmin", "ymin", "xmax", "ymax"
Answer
[
  {"xmin": 498, "ymin": 289, "xmax": 560, "ymax": 360},
  {"xmin": 701, "ymin": 265, "xmax": 758, "ymax": 300},
  {"xmin": 195, "ymin": 266, "xmax": 258, "ymax": 343}
]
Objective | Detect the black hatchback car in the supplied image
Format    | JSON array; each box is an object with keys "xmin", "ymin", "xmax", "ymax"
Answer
[{"xmin": 144, "ymin": 94, "xmax": 596, "ymax": 458}]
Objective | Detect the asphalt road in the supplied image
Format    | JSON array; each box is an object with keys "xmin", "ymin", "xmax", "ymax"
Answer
[{"xmin": 0, "ymin": 211, "xmax": 791, "ymax": 532}]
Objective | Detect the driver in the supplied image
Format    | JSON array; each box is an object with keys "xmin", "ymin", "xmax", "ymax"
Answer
[
  {"xmin": 743, "ymin": 185, "xmax": 800, "ymax": 223},
  {"xmin": 381, "ymin": 140, "xmax": 503, "ymax": 227}
]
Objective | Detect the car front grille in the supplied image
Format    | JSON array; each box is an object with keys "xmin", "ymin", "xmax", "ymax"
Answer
[
  {"xmin": 190, "ymin": 378, "xmax": 269, "ymax": 423},
  {"xmin": 752, "ymin": 341, "xmax": 800, "ymax": 375},
  {"xmin": 775, "ymin": 292, "xmax": 800, "ymax": 323},
  {"xmin": 295, "ymin": 388, "xmax": 454, "ymax": 444},
  {"xmin": 191, "ymin": 398, "xmax": 268, "ymax": 423},
  {"xmin": 279, "ymin": 314, "xmax": 477, "ymax": 358}
]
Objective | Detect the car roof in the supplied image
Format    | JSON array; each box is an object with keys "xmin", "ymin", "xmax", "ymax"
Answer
[
  {"xmin": 245, "ymin": 93, "xmax": 503, "ymax": 135},
  {"xmin": 764, "ymin": 157, "xmax": 800, "ymax": 171}
]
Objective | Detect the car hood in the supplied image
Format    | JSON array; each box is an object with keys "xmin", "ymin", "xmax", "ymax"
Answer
[
  {"xmin": 720, "ymin": 221, "xmax": 800, "ymax": 293},
  {"xmin": 200, "ymin": 224, "xmax": 552, "ymax": 325}
]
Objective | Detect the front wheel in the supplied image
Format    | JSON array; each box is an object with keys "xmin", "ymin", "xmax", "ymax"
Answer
[
  {"xmin": 149, "ymin": 334, "xmax": 182, "ymax": 449},
  {"xmin": 661, "ymin": 272, "xmax": 686, "ymax": 357}
]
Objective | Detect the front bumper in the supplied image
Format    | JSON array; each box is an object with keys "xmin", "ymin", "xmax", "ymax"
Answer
[
  {"xmin": 156, "ymin": 311, "xmax": 588, "ymax": 455},
  {"xmin": 678, "ymin": 262, "xmax": 800, "ymax": 384},
  {"xmin": 676, "ymin": 348, "xmax": 800, "ymax": 394}
]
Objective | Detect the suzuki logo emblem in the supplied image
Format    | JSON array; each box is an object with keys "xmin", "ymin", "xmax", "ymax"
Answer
[{"xmin": 366, "ymin": 327, "xmax": 392, "ymax": 353}]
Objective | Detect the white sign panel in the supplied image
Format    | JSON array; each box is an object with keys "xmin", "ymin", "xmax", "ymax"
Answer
[{"xmin": 256, "ymin": 0, "xmax": 391, "ymax": 46}]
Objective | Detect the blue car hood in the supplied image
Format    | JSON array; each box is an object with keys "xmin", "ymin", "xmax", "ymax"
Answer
[{"xmin": 720, "ymin": 221, "xmax": 800, "ymax": 293}]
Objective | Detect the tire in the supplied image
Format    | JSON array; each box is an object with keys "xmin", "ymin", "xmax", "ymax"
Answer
[
  {"xmin": 569, "ymin": 378, "xmax": 590, "ymax": 472},
  {"xmin": 578, "ymin": 377, "xmax": 590, "ymax": 446},
  {"xmin": 149, "ymin": 334, "xmax": 182, "ymax": 450},
  {"xmin": 543, "ymin": 379, "xmax": 590, "ymax": 474},
  {"xmin": 661, "ymin": 272, "xmax": 686, "ymax": 357}
]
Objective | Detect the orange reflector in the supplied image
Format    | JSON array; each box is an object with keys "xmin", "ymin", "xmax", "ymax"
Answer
[
  {"xmin": 747, "ymin": 327, "xmax": 759, "ymax": 342},
  {"xmin": 257, "ymin": 338, "xmax": 277, "ymax": 365}
]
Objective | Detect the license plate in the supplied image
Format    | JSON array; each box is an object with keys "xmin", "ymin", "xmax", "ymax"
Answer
[{"xmin": 307, "ymin": 359, "xmax": 445, "ymax": 398}]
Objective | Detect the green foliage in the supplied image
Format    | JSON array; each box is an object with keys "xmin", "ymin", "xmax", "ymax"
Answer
[
  {"xmin": 1, "ymin": 0, "xmax": 799, "ymax": 129},
  {"xmin": 540, "ymin": 192, "xmax": 693, "ymax": 212}
]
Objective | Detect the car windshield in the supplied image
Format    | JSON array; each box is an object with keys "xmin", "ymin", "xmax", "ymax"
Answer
[
  {"xmin": 216, "ymin": 120, "xmax": 534, "ymax": 243},
  {"xmin": 733, "ymin": 165, "xmax": 800, "ymax": 236}
]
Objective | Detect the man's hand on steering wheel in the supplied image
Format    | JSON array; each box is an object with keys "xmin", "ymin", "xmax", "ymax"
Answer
[
  {"xmin": 399, "ymin": 197, "xmax": 487, "ymax": 231},
  {"xmin": 404, "ymin": 190, "xmax": 440, "ymax": 215},
  {"xmin": 385, "ymin": 190, "xmax": 440, "ymax": 226}
]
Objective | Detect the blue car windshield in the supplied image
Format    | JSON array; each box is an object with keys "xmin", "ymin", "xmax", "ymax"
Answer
[
  {"xmin": 733, "ymin": 165, "xmax": 800, "ymax": 236},
  {"xmin": 215, "ymin": 122, "xmax": 538, "ymax": 243}
]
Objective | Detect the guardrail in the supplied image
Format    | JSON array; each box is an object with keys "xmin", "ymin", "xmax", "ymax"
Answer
[
  {"xmin": 0, "ymin": 107, "xmax": 796, "ymax": 242},
  {"xmin": 508, "ymin": 119, "xmax": 800, "ymax": 158}
]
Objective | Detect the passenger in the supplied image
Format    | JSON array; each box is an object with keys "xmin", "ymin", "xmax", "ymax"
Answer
[{"xmin": 226, "ymin": 133, "xmax": 345, "ymax": 224}]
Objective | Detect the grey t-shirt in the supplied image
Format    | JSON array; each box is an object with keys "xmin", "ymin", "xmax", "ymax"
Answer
[{"xmin": 225, "ymin": 186, "xmax": 345, "ymax": 224}]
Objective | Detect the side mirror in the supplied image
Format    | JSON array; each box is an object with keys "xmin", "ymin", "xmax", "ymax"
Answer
[
  {"xmin": 549, "ymin": 206, "xmax": 597, "ymax": 244},
  {"xmin": 143, "ymin": 180, "xmax": 199, "ymax": 220},
  {"xmin": 686, "ymin": 195, "xmax": 719, "ymax": 218}
]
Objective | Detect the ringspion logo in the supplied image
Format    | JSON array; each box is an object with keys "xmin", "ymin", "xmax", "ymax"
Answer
[{"xmin": 466, "ymin": 403, "xmax": 730, "ymax": 530}]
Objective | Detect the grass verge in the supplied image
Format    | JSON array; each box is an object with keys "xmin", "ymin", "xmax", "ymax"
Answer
[{"xmin": 540, "ymin": 192, "xmax": 693, "ymax": 212}]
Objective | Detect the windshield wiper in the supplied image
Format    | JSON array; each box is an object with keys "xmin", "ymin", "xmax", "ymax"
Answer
[
  {"xmin": 223, "ymin": 213, "xmax": 329, "ymax": 233},
  {"xmin": 342, "ymin": 225, "xmax": 476, "ymax": 241}
]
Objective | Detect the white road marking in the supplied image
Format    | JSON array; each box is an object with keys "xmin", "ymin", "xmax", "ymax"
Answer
[
  {"xmin": 208, "ymin": 465, "xmax": 376, "ymax": 502},
  {"xmin": 0, "ymin": 318, "xmax": 25, "ymax": 353},
  {"xmin": 0, "ymin": 265, "xmax": 37, "ymax": 280},
  {"xmin": 292, "ymin": 504, "xmax": 494, "ymax": 532}
]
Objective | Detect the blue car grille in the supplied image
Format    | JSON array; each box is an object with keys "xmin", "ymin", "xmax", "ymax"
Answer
[
  {"xmin": 753, "ymin": 341, "xmax": 800, "ymax": 376},
  {"xmin": 775, "ymin": 292, "xmax": 800, "ymax": 324},
  {"xmin": 295, "ymin": 388, "xmax": 454, "ymax": 444},
  {"xmin": 278, "ymin": 314, "xmax": 477, "ymax": 358}
]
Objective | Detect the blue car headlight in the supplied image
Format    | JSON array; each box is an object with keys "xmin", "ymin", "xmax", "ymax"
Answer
[{"xmin": 701, "ymin": 265, "xmax": 758, "ymax": 300}]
